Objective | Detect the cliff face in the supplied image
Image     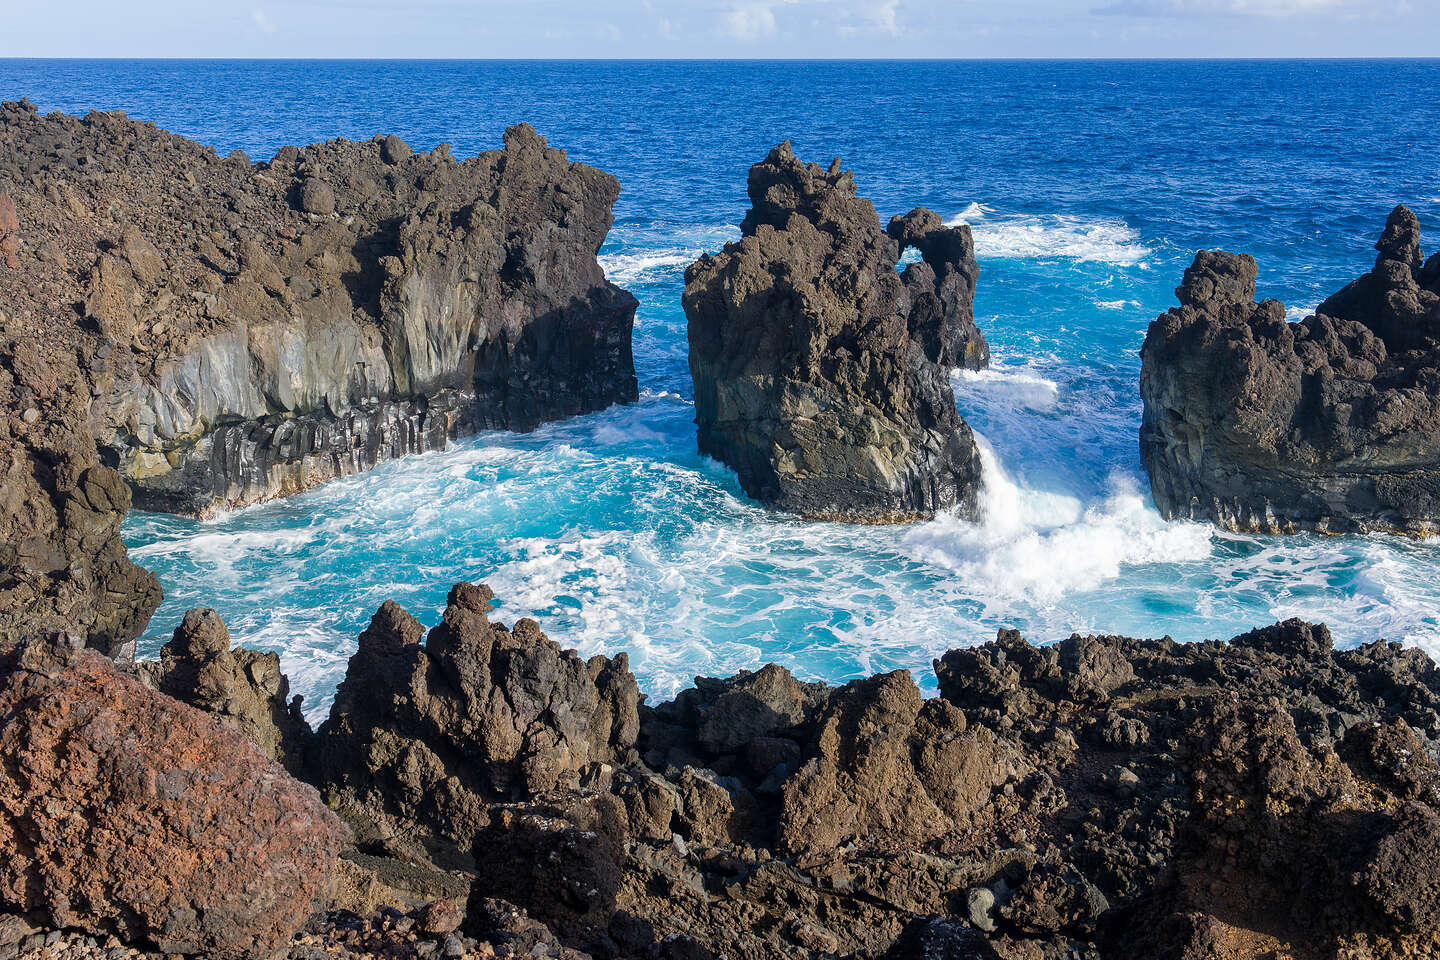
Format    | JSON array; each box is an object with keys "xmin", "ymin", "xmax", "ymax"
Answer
[
  {"xmin": 0, "ymin": 100, "xmax": 637, "ymax": 652},
  {"xmin": 1140, "ymin": 206, "xmax": 1440, "ymax": 534},
  {"xmin": 683, "ymin": 142, "xmax": 987, "ymax": 523}
]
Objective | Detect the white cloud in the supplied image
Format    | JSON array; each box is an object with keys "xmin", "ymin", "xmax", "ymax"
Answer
[
  {"xmin": 723, "ymin": 2, "xmax": 779, "ymax": 40},
  {"xmin": 1097, "ymin": 0, "xmax": 1352, "ymax": 16},
  {"xmin": 251, "ymin": 8, "xmax": 277, "ymax": 33}
]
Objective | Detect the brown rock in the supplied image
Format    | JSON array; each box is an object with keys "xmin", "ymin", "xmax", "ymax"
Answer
[
  {"xmin": 136, "ymin": 607, "xmax": 311, "ymax": 772},
  {"xmin": 297, "ymin": 176, "xmax": 335, "ymax": 215},
  {"xmin": 0, "ymin": 630, "xmax": 346, "ymax": 958},
  {"xmin": 312, "ymin": 583, "xmax": 640, "ymax": 855}
]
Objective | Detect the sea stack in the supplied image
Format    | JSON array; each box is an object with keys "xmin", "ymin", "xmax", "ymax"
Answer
[
  {"xmin": 1140, "ymin": 205, "xmax": 1440, "ymax": 534},
  {"xmin": 683, "ymin": 142, "xmax": 988, "ymax": 522},
  {"xmin": 0, "ymin": 99, "xmax": 637, "ymax": 653}
]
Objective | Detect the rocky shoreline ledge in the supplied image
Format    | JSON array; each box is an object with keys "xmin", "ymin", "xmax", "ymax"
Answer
[
  {"xmin": 1141, "ymin": 205, "xmax": 1440, "ymax": 534},
  {"xmin": 0, "ymin": 99, "xmax": 637, "ymax": 657},
  {"xmin": 2, "ymin": 588, "xmax": 1438, "ymax": 959}
]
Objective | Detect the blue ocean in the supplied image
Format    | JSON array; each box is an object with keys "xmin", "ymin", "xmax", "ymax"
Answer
[{"xmin": 5, "ymin": 59, "xmax": 1439, "ymax": 718}]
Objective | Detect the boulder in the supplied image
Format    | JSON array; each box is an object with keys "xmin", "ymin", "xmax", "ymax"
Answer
[
  {"xmin": 0, "ymin": 630, "xmax": 346, "ymax": 958},
  {"xmin": 684, "ymin": 141, "xmax": 986, "ymax": 522},
  {"xmin": 1140, "ymin": 206, "xmax": 1440, "ymax": 534}
]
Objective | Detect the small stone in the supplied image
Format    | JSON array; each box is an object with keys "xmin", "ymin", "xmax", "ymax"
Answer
[
  {"xmin": 380, "ymin": 134, "xmax": 413, "ymax": 165},
  {"xmin": 296, "ymin": 177, "xmax": 335, "ymax": 216},
  {"xmin": 966, "ymin": 885, "xmax": 997, "ymax": 932},
  {"xmin": 21, "ymin": 408, "xmax": 38, "ymax": 424}
]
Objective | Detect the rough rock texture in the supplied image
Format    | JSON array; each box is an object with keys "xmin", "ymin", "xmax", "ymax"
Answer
[
  {"xmin": 683, "ymin": 142, "xmax": 987, "ymax": 522},
  {"xmin": 0, "ymin": 630, "xmax": 346, "ymax": 959},
  {"xmin": 134, "ymin": 606, "xmax": 311, "ymax": 772},
  {"xmin": 0, "ymin": 98, "xmax": 637, "ymax": 653},
  {"xmin": 311, "ymin": 583, "xmax": 640, "ymax": 861},
  {"xmin": 462, "ymin": 611, "xmax": 1440, "ymax": 960},
  {"xmin": 1141, "ymin": 205, "xmax": 1440, "ymax": 533}
]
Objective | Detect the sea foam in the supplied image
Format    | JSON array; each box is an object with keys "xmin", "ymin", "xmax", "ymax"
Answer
[{"xmin": 946, "ymin": 203, "xmax": 1153, "ymax": 266}]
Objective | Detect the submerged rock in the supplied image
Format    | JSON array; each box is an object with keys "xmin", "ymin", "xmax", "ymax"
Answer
[
  {"xmin": 1140, "ymin": 206, "xmax": 1440, "ymax": 534},
  {"xmin": 0, "ymin": 630, "xmax": 345, "ymax": 958},
  {"xmin": 683, "ymin": 141, "xmax": 986, "ymax": 522},
  {"xmin": 0, "ymin": 98, "xmax": 637, "ymax": 652}
]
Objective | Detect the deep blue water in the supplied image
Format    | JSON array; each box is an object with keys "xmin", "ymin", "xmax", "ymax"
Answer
[{"xmin": 5, "ymin": 60, "xmax": 1439, "ymax": 717}]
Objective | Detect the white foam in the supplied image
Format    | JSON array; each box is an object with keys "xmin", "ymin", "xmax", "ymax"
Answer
[
  {"xmin": 1096, "ymin": 299, "xmax": 1140, "ymax": 310},
  {"xmin": 946, "ymin": 205, "xmax": 1152, "ymax": 266},
  {"xmin": 900, "ymin": 437, "xmax": 1213, "ymax": 610},
  {"xmin": 1285, "ymin": 303, "xmax": 1318, "ymax": 321},
  {"xmin": 952, "ymin": 362, "xmax": 1061, "ymax": 413},
  {"xmin": 598, "ymin": 250, "xmax": 699, "ymax": 285}
]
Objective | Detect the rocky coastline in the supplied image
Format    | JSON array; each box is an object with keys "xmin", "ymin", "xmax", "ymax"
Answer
[
  {"xmin": 2, "ymin": 588, "xmax": 1438, "ymax": 959},
  {"xmin": 2, "ymin": 98, "xmax": 1440, "ymax": 960},
  {"xmin": 1141, "ymin": 205, "xmax": 1440, "ymax": 534},
  {"xmin": 0, "ymin": 100, "xmax": 637, "ymax": 656}
]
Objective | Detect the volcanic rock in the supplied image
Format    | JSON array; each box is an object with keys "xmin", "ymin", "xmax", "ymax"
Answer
[
  {"xmin": 311, "ymin": 583, "xmax": 640, "ymax": 859},
  {"xmin": 0, "ymin": 98, "xmax": 637, "ymax": 652},
  {"xmin": 0, "ymin": 630, "xmax": 346, "ymax": 958},
  {"xmin": 1140, "ymin": 205, "xmax": 1440, "ymax": 533},
  {"xmin": 683, "ymin": 141, "xmax": 987, "ymax": 522},
  {"xmin": 135, "ymin": 606, "xmax": 311, "ymax": 771}
]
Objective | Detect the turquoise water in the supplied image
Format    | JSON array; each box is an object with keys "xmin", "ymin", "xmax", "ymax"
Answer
[{"xmin": 5, "ymin": 60, "xmax": 1439, "ymax": 718}]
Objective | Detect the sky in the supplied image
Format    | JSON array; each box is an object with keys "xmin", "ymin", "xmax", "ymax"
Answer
[{"xmin": 1, "ymin": 0, "xmax": 1437, "ymax": 59}]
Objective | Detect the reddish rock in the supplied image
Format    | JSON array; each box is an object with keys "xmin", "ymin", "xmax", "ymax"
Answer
[{"xmin": 0, "ymin": 630, "xmax": 347, "ymax": 958}]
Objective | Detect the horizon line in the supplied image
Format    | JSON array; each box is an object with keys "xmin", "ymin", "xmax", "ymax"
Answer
[{"xmin": 3, "ymin": 56, "xmax": 1440, "ymax": 63}]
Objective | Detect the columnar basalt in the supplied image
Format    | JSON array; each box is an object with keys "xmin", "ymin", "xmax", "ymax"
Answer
[
  {"xmin": 1140, "ymin": 205, "xmax": 1440, "ymax": 534},
  {"xmin": 684, "ymin": 142, "xmax": 988, "ymax": 523},
  {"xmin": 0, "ymin": 99, "xmax": 637, "ymax": 652}
]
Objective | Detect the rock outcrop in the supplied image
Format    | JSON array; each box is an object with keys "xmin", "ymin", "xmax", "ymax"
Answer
[
  {"xmin": 0, "ymin": 630, "xmax": 346, "ymax": 959},
  {"xmin": 1140, "ymin": 205, "xmax": 1440, "ymax": 533},
  {"xmin": 684, "ymin": 142, "xmax": 987, "ymax": 522},
  {"xmin": 311, "ymin": 583, "xmax": 640, "ymax": 861},
  {"xmin": 9, "ymin": 580, "xmax": 1440, "ymax": 959},
  {"xmin": 135, "ymin": 606, "xmax": 311, "ymax": 772},
  {"xmin": 0, "ymin": 98, "xmax": 637, "ymax": 654},
  {"xmin": 468, "ymin": 611, "xmax": 1440, "ymax": 960}
]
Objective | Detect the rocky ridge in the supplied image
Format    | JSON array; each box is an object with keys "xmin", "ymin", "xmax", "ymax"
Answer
[
  {"xmin": 684, "ymin": 142, "xmax": 987, "ymax": 522},
  {"xmin": 0, "ymin": 99, "xmax": 637, "ymax": 657},
  {"xmin": 14, "ymin": 586, "xmax": 1426, "ymax": 960},
  {"xmin": 1141, "ymin": 205, "xmax": 1440, "ymax": 534}
]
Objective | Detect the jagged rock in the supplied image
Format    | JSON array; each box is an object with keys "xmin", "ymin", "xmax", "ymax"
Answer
[
  {"xmin": 778, "ymin": 669, "xmax": 1020, "ymax": 854},
  {"xmin": 311, "ymin": 583, "xmax": 640, "ymax": 858},
  {"xmin": 1140, "ymin": 205, "xmax": 1440, "ymax": 534},
  {"xmin": 683, "ymin": 141, "xmax": 986, "ymax": 522},
  {"xmin": 0, "ymin": 98, "xmax": 638, "ymax": 651},
  {"xmin": 456, "ymin": 607, "xmax": 1440, "ymax": 960},
  {"xmin": 0, "ymin": 630, "xmax": 346, "ymax": 959},
  {"xmin": 135, "ymin": 607, "xmax": 311, "ymax": 772}
]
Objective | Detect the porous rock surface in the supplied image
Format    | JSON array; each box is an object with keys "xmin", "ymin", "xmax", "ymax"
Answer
[
  {"xmin": 311, "ymin": 583, "xmax": 641, "ymax": 861},
  {"xmin": 684, "ymin": 142, "xmax": 987, "ymax": 522},
  {"xmin": 1141, "ymin": 205, "xmax": 1440, "ymax": 533},
  {"xmin": 459, "ymin": 610, "xmax": 1440, "ymax": 959},
  {"xmin": 0, "ymin": 630, "xmax": 346, "ymax": 959},
  {"xmin": 0, "ymin": 98, "xmax": 637, "ymax": 654},
  {"xmin": 134, "ymin": 606, "xmax": 311, "ymax": 772}
]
